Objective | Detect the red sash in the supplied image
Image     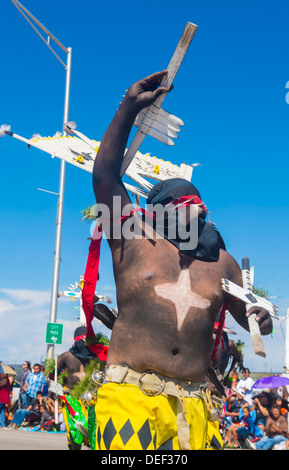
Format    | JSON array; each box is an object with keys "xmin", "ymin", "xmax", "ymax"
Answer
[{"xmin": 82, "ymin": 226, "xmax": 108, "ymax": 362}]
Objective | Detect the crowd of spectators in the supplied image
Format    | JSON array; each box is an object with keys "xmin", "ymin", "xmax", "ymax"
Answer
[
  {"xmin": 0, "ymin": 360, "xmax": 65, "ymax": 433},
  {"xmin": 220, "ymin": 368, "xmax": 289, "ymax": 450}
]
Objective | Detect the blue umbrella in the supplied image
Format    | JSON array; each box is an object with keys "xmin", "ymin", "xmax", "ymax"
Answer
[
  {"xmin": 0, "ymin": 364, "xmax": 4, "ymax": 374},
  {"xmin": 253, "ymin": 375, "xmax": 289, "ymax": 389}
]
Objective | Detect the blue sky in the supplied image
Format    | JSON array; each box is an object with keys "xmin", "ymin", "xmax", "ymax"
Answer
[{"xmin": 0, "ymin": 0, "xmax": 289, "ymax": 372}]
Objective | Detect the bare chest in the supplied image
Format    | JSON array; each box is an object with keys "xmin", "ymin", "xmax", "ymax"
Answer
[{"xmin": 113, "ymin": 239, "xmax": 226, "ymax": 326}]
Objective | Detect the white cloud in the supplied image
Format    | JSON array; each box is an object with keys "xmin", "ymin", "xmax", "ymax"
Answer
[
  {"xmin": 0, "ymin": 288, "xmax": 51, "ymax": 308},
  {"xmin": 225, "ymin": 314, "xmax": 287, "ymax": 372},
  {"xmin": 0, "ymin": 298, "xmax": 18, "ymax": 315},
  {"xmin": 0, "ymin": 289, "xmax": 51, "ymax": 363},
  {"xmin": 0, "ymin": 288, "xmax": 112, "ymax": 365}
]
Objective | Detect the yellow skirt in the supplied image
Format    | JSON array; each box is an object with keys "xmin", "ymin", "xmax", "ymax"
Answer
[{"xmin": 93, "ymin": 382, "xmax": 223, "ymax": 450}]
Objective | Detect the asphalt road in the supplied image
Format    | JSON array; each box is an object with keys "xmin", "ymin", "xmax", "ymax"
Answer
[{"xmin": 0, "ymin": 428, "xmax": 69, "ymax": 450}]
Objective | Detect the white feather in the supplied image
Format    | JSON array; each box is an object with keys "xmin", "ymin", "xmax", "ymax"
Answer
[
  {"xmin": 0, "ymin": 124, "xmax": 11, "ymax": 137},
  {"xmin": 31, "ymin": 133, "xmax": 42, "ymax": 140},
  {"xmin": 63, "ymin": 121, "xmax": 77, "ymax": 135}
]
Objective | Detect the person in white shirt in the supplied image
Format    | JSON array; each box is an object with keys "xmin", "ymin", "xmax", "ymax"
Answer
[{"xmin": 236, "ymin": 368, "xmax": 254, "ymax": 406}]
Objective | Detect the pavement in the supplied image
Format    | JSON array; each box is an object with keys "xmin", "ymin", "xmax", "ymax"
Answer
[
  {"xmin": 0, "ymin": 427, "xmax": 69, "ymax": 450},
  {"xmin": 0, "ymin": 427, "xmax": 247, "ymax": 451}
]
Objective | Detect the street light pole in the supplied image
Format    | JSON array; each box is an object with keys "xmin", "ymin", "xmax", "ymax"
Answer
[
  {"xmin": 10, "ymin": 0, "xmax": 72, "ymax": 359},
  {"xmin": 285, "ymin": 308, "xmax": 289, "ymax": 375},
  {"xmin": 47, "ymin": 47, "xmax": 72, "ymax": 359}
]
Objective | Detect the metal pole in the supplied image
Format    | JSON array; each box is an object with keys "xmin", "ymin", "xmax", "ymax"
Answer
[
  {"xmin": 285, "ymin": 308, "xmax": 289, "ymax": 374},
  {"xmin": 285, "ymin": 308, "xmax": 289, "ymax": 422},
  {"xmin": 47, "ymin": 47, "xmax": 72, "ymax": 359},
  {"xmin": 54, "ymin": 353, "xmax": 59, "ymax": 424}
]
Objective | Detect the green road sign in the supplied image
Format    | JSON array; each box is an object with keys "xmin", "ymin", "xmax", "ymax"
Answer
[{"xmin": 46, "ymin": 322, "xmax": 63, "ymax": 345}]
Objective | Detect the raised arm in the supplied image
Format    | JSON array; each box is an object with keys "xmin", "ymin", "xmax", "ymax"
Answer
[
  {"xmin": 92, "ymin": 70, "xmax": 170, "ymax": 212},
  {"xmin": 252, "ymin": 398, "xmax": 269, "ymax": 417}
]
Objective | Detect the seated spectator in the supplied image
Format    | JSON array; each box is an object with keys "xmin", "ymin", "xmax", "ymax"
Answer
[
  {"xmin": 37, "ymin": 404, "xmax": 54, "ymax": 432},
  {"xmin": 236, "ymin": 368, "xmax": 254, "ymax": 406},
  {"xmin": 255, "ymin": 404, "xmax": 288, "ymax": 450},
  {"xmin": 225, "ymin": 406, "xmax": 255, "ymax": 448},
  {"xmin": 39, "ymin": 393, "xmax": 65, "ymax": 432},
  {"xmin": 8, "ymin": 391, "xmax": 44, "ymax": 429},
  {"xmin": 250, "ymin": 393, "xmax": 271, "ymax": 433},
  {"xmin": 45, "ymin": 393, "xmax": 56, "ymax": 416},
  {"xmin": 236, "ymin": 391, "xmax": 250, "ymax": 409},
  {"xmin": 273, "ymin": 396, "xmax": 288, "ymax": 418},
  {"xmin": 223, "ymin": 393, "xmax": 241, "ymax": 426}
]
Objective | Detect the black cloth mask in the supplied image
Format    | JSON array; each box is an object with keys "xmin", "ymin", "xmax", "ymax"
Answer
[
  {"xmin": 69, "ymin": 339, "xmax": 97, "ymax": 365},
  {"xmin": 146, "ymin": 178, "xmax": 225, "ymax": 262}
]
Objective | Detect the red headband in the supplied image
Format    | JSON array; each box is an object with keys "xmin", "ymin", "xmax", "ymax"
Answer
[
  {"xmin": 166, "ymin": 195, "xmax": 206, "ymax": 212},
  {"xmin": 74, "ymin": 335, "xmax": 86, "ymax": 342},
  {"xmin": 119, "ymin": 195, "xmax": 206, "ymax": 223}
]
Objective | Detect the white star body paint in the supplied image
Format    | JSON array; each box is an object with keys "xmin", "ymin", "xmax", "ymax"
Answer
[
  {"xmin": 73, "ymin": 364, "xmax": 86, "ymax": 380},
  {"xmin": 154, "ymin": 268, "xmax": 211, "ymax": 331}
]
